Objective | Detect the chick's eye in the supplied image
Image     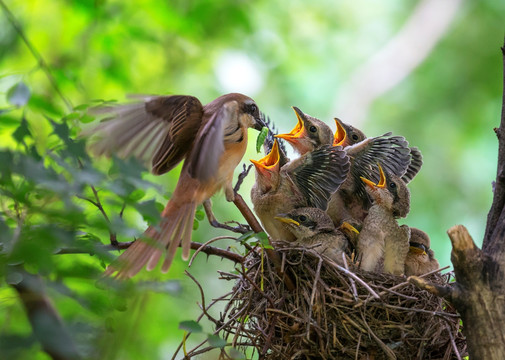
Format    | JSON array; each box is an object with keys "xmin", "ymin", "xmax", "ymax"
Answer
[
  {"xmin": 309, "ymin": 126, "xmax": 317, "ymax": 133},
  {"xmin": 298, "ymin": 215, "xmax": 307, "ymax": 222},
  {"xmin": 389, "ymin": 182, "xmax": 396, "ymax": 189},
  {"xmin": 352, "ymin": 134, "xmax": 359, "ymax": 141}
]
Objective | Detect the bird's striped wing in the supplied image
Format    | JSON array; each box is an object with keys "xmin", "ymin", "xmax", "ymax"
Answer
[
  {"xmin": 402, "ymin": 146, "xmax": 423, "ymax": 184},
  {"xmin": 286, "ymin": 145, "xmax": 350, "ymax": 210},
  {"xmin": 347, "ymin": 133, "xmax": 412, "ymax": 200},
  {"xmin": 83, "ymin": 95, "xmax": 204, "ymax": 175}
]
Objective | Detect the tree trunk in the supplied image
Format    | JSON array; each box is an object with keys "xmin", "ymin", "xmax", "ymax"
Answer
[{"xmin": 411, "ymin": 39, "xmax": 505, "ymax": 359}]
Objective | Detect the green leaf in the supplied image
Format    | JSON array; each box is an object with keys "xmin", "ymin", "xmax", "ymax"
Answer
[
  {"xmin": 228, "ymin": 348, "xmax": 246, "ymax": 360},
  {"xmin": 207, "ymin": 334, "xmax": 227, "ymax": 348},
  {"xmin": 237, "ymin": 230, "xmax": 255, "ymax": 244},
  {"xmin": 79, "ymin": 114, "xmax": 95, "ymax": 123},
  {"xmin": 195, "ymin": 209, "xmax": 205, "ymax": 221},
  {"xmin": 256, "ymin": 126, "xmax": 269, "ymax": 153},
  {"xmin": 128, "ymin": 189, "xmax": 146, "ymax": 202},
  {"xmin": 50, "ymin": 119, "xmax": 70, "ymax": 141},
  {"xmin": 7, "ymin": 82, "xmax": 31, "ymax": 107},
  {"xmin": 62, "ymin": 112, "xmax": 81, "ymax": 121},
  {"xmin": 12, "ymin": 117, "xmax": 31, "ymax": 143},
  {"xmin": 254, "ymin": 232, "xmax": 273, "ymax": 249},
  {"xmin": 73, "ymin": 103, "xmax": 90, "ymax": 111},
  {"xmin": 193, "ymin": 219, "xmax": 199, "ymax": 230},
  {"xmin": 178, "ymin": 320, "xmax": 203, "ymax": 333},
  {"xmin": 155, "ymin": 201, "xmax": 165, "ymax": 212},
  {"xmin": 135, "ymin": 200, "xmax": 160, "ymax": 223}
]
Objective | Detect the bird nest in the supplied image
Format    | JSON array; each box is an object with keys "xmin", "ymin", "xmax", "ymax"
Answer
[{"xmin": 190, "ymin": 243, "xmax": 466, "ymax": 359}]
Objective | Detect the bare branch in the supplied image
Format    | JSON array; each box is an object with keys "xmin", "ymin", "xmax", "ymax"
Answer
[
  {"xmin": 55, "ymin": 240, "xmax": 244, "ymax": 264},
  {"xmin": 447, "ymin": 225, "xmax": 484, "ymax": 288},
  {"xmin": 484, "ymin": 36, "xmax": 505, "ymax": 257},
  {"xmin": 8, "ymin": 266, "xmax": 80, "ymax": 360}
]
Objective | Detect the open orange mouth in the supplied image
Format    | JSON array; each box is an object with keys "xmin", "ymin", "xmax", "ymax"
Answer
[
  {"xmin": 360, "ymin": 164, "xmax": 386, "ymax": 189},
  {"xmin": 250, "ymin": 139, "xmax": 280, "ymax": 174},
  {"xmin": 333, "ymin": 118, "xmax": 347, "ymax": 146},
  {"xmin": 275, "ymin": 107, "xmax": 307, "ymax": 142}
]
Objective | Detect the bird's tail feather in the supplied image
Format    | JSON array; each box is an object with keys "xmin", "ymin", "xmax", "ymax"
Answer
[{"xmin": 103, "ymin": 201, "xmax": 197, "ymax": 279}]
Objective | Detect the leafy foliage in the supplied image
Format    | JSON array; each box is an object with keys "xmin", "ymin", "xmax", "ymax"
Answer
[{"xmin": 0, "ymin": 0, "xmax": 503, "ymax": 359}]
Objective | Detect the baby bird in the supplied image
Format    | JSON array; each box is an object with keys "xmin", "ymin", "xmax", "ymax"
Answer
[
  {"xmin": 333, "ymin": 118, "xmax": 423, "ymax": 184},
  {"xmin": 275, "ymin": 106, "xmax": 334, "ymax": 156},
  {"xmin": 275, "ymin": 207, "xmax": 348, "ymax": 263},
  {"xmin": 333, "ymin": 117, "xmax": 366, "ymax": 147},
  {"xmin": 326, "ymin": 132, "xmax": 412, "ymax": 229},
  {"xmin": 404, "ymin": 228, "xmax": 440, "ymax": 276},
  {"xmin": 358, "ymin": 164, "xmax": 411, "ymax": 275},
  {"xmin": 251, "ymin": 140, "xmax": 350, "ymax": 241},
  {"xmin": 327, "ymin": 119, "xmax": 420, "ymax": 228}
]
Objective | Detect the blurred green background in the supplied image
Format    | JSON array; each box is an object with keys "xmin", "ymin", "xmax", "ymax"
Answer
[{"xmin": 0, "ymin": 0, "xmax": 503, "ymax": 358}]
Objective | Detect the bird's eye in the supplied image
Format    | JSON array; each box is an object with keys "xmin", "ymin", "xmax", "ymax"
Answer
[
  {"xmin": 298, "ymin": 215, "xmax": 307, "ymax": 222},
  {"xmin": 389, "ymin": 182, "xmax": 396, "ymax": 189},
  {"xmin": 247, "ymin": 104, "xmax": 258, "ymax": 115},
  {"xmin": 352, "ymin": 134, "xmax": 359, "ymax": 141},
  {"xmin": 309, "ymin": 126, "xmax": 317, "ymax": 133}
]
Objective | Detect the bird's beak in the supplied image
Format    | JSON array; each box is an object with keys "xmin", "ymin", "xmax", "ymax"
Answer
[
  {"xmin": 360, "ymin": 164, "xmax": 386, "ymax": 189},
  {"xmin": 275, "ymin": 106, "xmax": 307, "ymax": 143},
  {"xmin": 254, "ymin": 112, "xmax": 266, "ymax": 131},
  {"xmin": 250, "ymin": 139, "xmax": 281, "ymax": 175},
  {"xmin": 409, "ymin": 242, "xmax": 427, "ymax": 255},
  {"xmin": 274, "ymin": 214, "xmax": 300, "ymax": 226},
  {"xmin": 333, "ymin": 118, "xmax": 347, "ymax": 147},
  {"xmin": 340, "ymin": 222, "xmax": 359, "ymax": 234}
]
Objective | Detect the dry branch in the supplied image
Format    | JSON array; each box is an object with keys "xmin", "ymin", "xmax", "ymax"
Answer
[{"xmin": 8, "ymin": 266, "xmax": 81, "ymax": 360}]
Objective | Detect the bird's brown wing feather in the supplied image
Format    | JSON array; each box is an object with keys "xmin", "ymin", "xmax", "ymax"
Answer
[
  {"xmin": 83, "ymin": 95, "xmax": 204, "ymax": 175},
  {"xmin": 187, "ymin": 101, "xmax": 234, "ymax": 182},
  {"xmin": 347, "ymin": 133, "xmax": 412, "ymax": 200},
  {"xmin": 286, "ymin": 145, "xmax": 350, "ymax": 210},
  {"xmin": 402, "ymin": 146, "xmax": 423, "ymax": 184},
  {"xmin": 149, "ymin": 95, "xmax": 204, "ymax": 174}
]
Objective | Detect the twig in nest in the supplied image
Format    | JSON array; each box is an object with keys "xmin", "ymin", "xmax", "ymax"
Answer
[
  {"xmin": 326, "ymin": 259, "xmax": 380, "ymax": 300},
  {"xmin": 445, "ymin": 321, "xmax": 463, "ymax": 360},
  {"xmin": 307, "ymin": 257, "xmax": 323, "ymax": 339},
  {"xmin": 408, "ymin": 275, "xmax": 455, "ymax": 300},
  {"xmin": 360, "ymin": 313, "xmax": 397, "ymax": 360},
  {"xmin": 342, "ymin": 253, "xmax": 358, "ymax": 300}
]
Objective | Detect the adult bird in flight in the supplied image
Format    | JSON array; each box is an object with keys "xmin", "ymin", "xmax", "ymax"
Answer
[{"xmin": 84, "ymin": 93, "xmax": 264, "ymax": 279}]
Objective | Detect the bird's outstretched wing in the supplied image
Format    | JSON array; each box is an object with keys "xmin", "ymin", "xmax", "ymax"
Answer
[
  {"xmin": 187, "ymin": 101, "xmax": 236, "ymax": 182},
  {"xmin": 286, "ymin": 145, "xmax": 350, "ymax": 210},
  {"xmin": 83, "ymin": 95, "xmax": 204, "ymax": 175},
  {"xmin": 402, "ymin": 146, "xmax": 423, "ymax": 184},
  {"xmin": 347, "ymin": 133, "xmax": 412, "ymax": 200}
]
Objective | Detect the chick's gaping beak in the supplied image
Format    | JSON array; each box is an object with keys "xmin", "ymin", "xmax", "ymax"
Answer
[
  {"xmin": 275, "ymin": 106, "xmax": 307, "ymax": 142},
  {"xmin": 333, "ymin": 118, "xmax": 347, "ymax": 147},
  {"xmin": 250, "ymin": 139, "xmax": 281, "ymax": 176},
  {"xmin": 360, "ymin": 164, "xmax": 386, "ymax": 189}
]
